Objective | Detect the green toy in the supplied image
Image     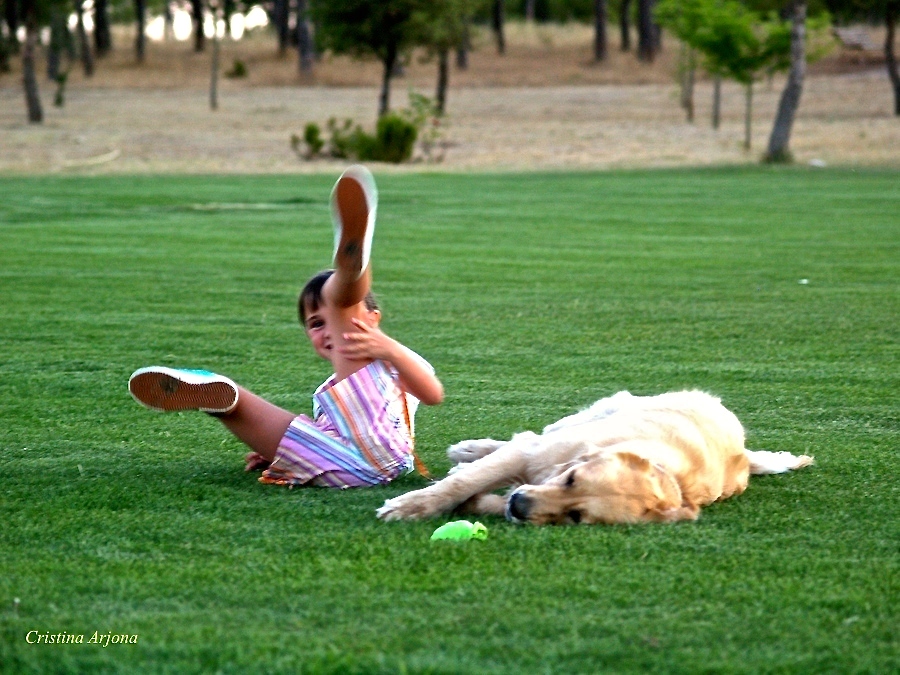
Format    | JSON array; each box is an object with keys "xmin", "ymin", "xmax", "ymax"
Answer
[{"xmin": 430, "ymin": 520, "xmax": 488, "ymax": 541}]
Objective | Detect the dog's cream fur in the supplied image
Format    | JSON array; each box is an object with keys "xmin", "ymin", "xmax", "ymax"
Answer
[{"xmin": 377, "ymin": 391, "xmax": 813, "ymax": 525}]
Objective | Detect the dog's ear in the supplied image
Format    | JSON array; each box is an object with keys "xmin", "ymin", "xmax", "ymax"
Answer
[
  {"xmin": 550, "ymin": 459, "xmax": 583, "ymax": 478},
  {"xmin": 652, "ymin": 503, "xmax": 700, "ymax": 522},
  {"xmin": 642, "ymin": 460, "xmax": 698, "ymax": 522},
  {"xmin": 549, "ymin": 441, "xmax": 600, "ymax": 478},
  {"xmin": 618, "ymin": 452, "xmax": 652, "ymax": 472}
]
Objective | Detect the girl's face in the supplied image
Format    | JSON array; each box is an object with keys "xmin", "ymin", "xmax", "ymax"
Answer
[{"xmin": 303, "ymin": 300, "xmax": 379, "ymax": 363}]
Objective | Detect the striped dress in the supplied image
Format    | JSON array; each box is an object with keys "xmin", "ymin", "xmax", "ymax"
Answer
[{"xmin": 258, "ymin": 359, "xmax": 425, "ymax": 488}]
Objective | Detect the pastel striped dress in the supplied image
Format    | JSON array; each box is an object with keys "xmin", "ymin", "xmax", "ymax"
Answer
[{"xmin": 258, "ymin": 359, "xmax": 426, "ymax": 488}]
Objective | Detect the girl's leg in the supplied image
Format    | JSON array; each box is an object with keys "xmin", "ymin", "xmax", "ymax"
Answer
[
  {"xmin": 325, "ymin": 165, "xmax": 376, "ymax": 308},
  {"xmin": 216, "ymin": 387, "xmax": 295, "ymax": 463},
  {"xmin": 129, "ymin": 367, "xmax": 293, "ymax": 463},
  {"xmin": 322, "ymin": 166, "xmax": 380, "ymax": 382}
]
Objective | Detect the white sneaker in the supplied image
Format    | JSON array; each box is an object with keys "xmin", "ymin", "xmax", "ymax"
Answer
[
  {"xmin": 129, "ymin": 367, "xmax": 239, "ymax": 414},
  {"xmin": 330, "ymin": 164, "xmax": 377, "ymax": 279}
]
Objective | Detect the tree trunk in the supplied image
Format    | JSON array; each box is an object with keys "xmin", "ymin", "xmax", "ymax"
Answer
[
  {"xmin": 209, "ymin": 1, "xmax": 219, "ymax": 110},
  {"xmin": 766, "ymin": 1, "xmax": 806, "ymax": 161},
  {"xmin": 492, "ymin": 0, "xmax": 505, "ymax": 55},
  {"xmin": 75, "ymin": 0, "xmax": 94, "ymax": 76},
  {"xmin": 47, "ymin": 10, "xmax": 67, "ymax": 81},
  {"xmin": 712, "ymin": 76, "xmax": 721, "ymax": 129},
  {"xmin": 620, "ymin": 0, "xmax": 631, "ymax": 52},
  {"xmin": 525, "ymin": 0, "xmax": 536, "ymax": 22},
  {"xmin": 296, "ymin": 0, "xmax": 314, "ymax": 73},
  {"xmin": 744, "ymin": 82, "xmax": 753, "ymax": 151},
  {"xmin": 0, "ymin": 19, "xmax": 9, "ymax": 73},
  {"xmin": 886, "ymin": 0, "xmax": 900, "ymax": 115},
  {"xmin": 191, "ymin": 0, "xmax": 205, "ymax": 53},
  {"xmin": 94, "ymin": 0, "xmax": 113, "ymax": 56},
  {"xmin": 680, "ymin": 43, "xmax": 695, "ymax": 123},
  {"xmin": 21, "ymin": 0, "xmax": 42, "ymax": 123},
  {"xmin": 4, "ymin": 0, "xmax": 20, "ymax": 54},
  {"xmin": 637, "ymin": 0, "xmax": 657, "ymax": 62},
  {"xmin": 456, "ymin": 20, "xmax": 470, "ymax": 70},
  {"xmin": 436, "ymin": 47, "xmax": 449, "ymax": 115},
  {"xmin": 379, "ymin": 46, "xmax": 397, "ymax": 118},
  {"xmin": 274, "ymin": 0, "xmax": 288, "ymax": 55},
  {"xmin": 165, "ymin": 4, "xmax": 174, "ymax": 41},
  {"xmin": 594, "ymin": 0, "xmax": 607, "ymax": 62},
  {"xmin": 134, "ymin": 0, "xmax": 147, "ymax": 62}
]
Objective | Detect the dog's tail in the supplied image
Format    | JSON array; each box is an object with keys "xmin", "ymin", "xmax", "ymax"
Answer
[{"xmin": 745, "ymin": 450, "xmax": 815, "ymax": 475}]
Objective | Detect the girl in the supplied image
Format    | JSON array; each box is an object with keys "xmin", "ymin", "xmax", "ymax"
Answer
[{"xmin": 128, "ymin": 165, "xmax": 443, "ymax": 488}]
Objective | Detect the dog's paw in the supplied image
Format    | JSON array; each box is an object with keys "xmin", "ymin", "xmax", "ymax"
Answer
[
  {"xmin": 447, "ymin": 462, "xmax": 471, "ymax": 476},
  {"xmin": 376, "ymin": 489, "xmax": 444, "ymax": 521},
  {"xmin": 447, "ymin": 438, "xmax": 504, "ymax": 465}
]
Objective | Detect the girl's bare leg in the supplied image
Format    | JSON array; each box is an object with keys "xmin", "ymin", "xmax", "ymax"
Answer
[
  {"xmin": 216, "ymin": 387, "xmax": 295, "ymax": 462},
  {"xmin": 323, "ymin": 166, "xmax": 378, "ymax": 381},
  {"xmin": 325, "ymin": 165, "xmax": 376, "ymax": 308}
]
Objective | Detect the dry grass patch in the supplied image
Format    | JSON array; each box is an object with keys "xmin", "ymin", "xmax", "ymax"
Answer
[{"xmin": 0, "ymin": 22, "xmax": 896, "ymax": 173}]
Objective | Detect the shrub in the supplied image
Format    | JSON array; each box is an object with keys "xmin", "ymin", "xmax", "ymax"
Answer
[
  {"xmin": 225, "ymin": 59, "xmax": 247, "ymax": 78},
  {"xmin": 303, "ymin": 123, "xmax": 325, "ymax": 158},
  {"xmin": 326, "ymin": 118, "xmax": 363, "ymax": 159},
  {"xmin": 368, "ymin": 113, "xmax": 418, "ymax": 163},
  {"xmin": 297, "ymin": 95, "xmax": 437, "ymax": 164}
]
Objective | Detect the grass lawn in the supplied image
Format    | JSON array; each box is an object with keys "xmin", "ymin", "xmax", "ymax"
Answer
[{"xmin": 0, "ymin": 168, "xmax": 897, "ymax": 674}]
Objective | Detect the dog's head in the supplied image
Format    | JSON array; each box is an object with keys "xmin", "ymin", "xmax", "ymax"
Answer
[{"xmin": 505, "ymin": 451, "xmax": 699, "ymax": 525}]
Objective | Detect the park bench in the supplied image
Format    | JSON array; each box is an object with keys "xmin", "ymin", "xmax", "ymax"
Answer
[{"xmin": 833, "ymin": 26, "xmax": 879, "ymax": 52}]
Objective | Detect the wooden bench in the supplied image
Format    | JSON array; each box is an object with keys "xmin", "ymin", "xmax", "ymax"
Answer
[{"xmin": 833, "ymin": 27, "xmax": 879, "ymax": 52}]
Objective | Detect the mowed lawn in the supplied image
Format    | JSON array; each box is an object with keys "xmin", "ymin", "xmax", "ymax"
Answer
[{"xmin": 0, "ymin": 169, "xmax": 897, "ymax": 674}]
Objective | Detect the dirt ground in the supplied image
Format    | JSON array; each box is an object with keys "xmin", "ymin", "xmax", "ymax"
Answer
[{"xmin": 1, "ymin": 22, "xmax": 897, "ymax": 173}]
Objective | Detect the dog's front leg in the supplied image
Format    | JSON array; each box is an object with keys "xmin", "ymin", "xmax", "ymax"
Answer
[
  {"xmin": 446, "ymin": 438, "xmax": 506, "ymax": 465},
  {"xmin": 377, "ymin": 437, "xmax": 535, "ymax": 521},
  {"xmin": 455, "ymin": 493, "xmax": 508, "ymax": 517}
]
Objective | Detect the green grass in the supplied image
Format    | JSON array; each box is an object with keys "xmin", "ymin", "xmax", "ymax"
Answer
[{"xmin": 0, "ymin": 168, "xmax": 897, "ymax": 674}]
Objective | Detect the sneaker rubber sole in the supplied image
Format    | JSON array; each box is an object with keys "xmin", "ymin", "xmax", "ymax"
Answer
[
  {"xmin": 128, "ymin": 367, "xmax": 238, "ymax": 414},
  {"xmin": 331, "ymin": 165, "xmax": 377, "ymax": 278}
]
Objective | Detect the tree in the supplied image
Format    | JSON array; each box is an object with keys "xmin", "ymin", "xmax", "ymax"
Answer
[
  {"xmin": 21, "ymin": 0, "xmax": 42, "ymax": 122},
  {"xmin": 296, "ymin": 0, "xmax": 315, "ymax": 73},
  {"xmin": 422, "ymin": 0, "xmax": 484, "ymax": 114},
  {"xmin": 274, "ymin": 0, "xmax": 289, "ymax": 55},
  {"xmin": 655, "ymin": 0, "xmax": 705, "ymax": 119},
  {"xmin": 0, "ymin": 0, "xmax": 14, "ymax": 72},
  {"xmin": 74, "ymin": 0, "xmax": 94, "ymax": 76},
  {"xmin": 888, "ymin": 0, "xmax": 900, "ymax": 114},
  {"xmin": 134, "ymin": 0, "xmax": 147, "ymax": 62},
  {"xmin": 620, "ymin": 0, "xmax": 633, "ymax": 51},
  {"xmin": 492, "ymin": 0, "xmax": 505, "ymax": 54},
  {"xmin": 210, "ymin": 0, "xmax": 221, "ymax": 110},
  {"xmin": 4, "ymin": 0, "xmax": 20, "ymax": 56},
  {"xmin": 314, "ymin": 0, "xmax": 430, "ymax": 118},
  {"xmin": 638, "ymin": 0, "xmax": 661, "ymax": 61},
  {"xmin": 765, "ymin": 0, "xmax": 806, "ymax": 161},
  {"xmin": 94, "ymin": 0, "xmax": 112, "ymax": 56},
  {"xmin": 657, "ymin": 0, "xmax": 792, "ymax": 150},
  {"xmin": 191, "ymin": 0, "xmax": 205, "ymax": 52},
  {"xmin": 594, "ymin": 0, "xmax": 608, "ymax": 61}
]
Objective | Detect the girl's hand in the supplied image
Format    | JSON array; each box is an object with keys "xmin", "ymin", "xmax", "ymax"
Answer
[
  {"xmin": 338, "ymin": 318, "xmax": 397, "ymax": 362},
  {"xmin": 339, "ymin": 318, "xmax": 444, "ymax": 405}
]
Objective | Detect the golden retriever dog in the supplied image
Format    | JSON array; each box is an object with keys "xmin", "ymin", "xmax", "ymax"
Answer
[{"xmin": 377, "ymin": 391, "xmax": 813, "ymax": 525}]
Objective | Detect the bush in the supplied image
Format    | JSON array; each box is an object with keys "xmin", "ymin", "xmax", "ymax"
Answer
[
  {"xmin": 225, "ymin": 59, "xmax": 247, "ymax": 78},
  {"xmin": 326, "ymin": 118, "xmax": 366, "ymax": 159},
  {"xmin": 368, "ymin": 114, "xmax": 418, "ymax": 163},
  {"xmin": 303, "ymin": 123, "xmax": 325, "ymax": 158},
  {"xmin": 297, "ymin": 95, "xmax": 435, "ymax": 164}
]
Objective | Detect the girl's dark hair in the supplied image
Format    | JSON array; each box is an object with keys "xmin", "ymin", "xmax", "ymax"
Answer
[{"xmin": 298, "ymin": 270, "xmax": 379, "ymax": 325}]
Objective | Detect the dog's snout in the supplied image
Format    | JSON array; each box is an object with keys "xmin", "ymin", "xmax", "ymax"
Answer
[{"xmin": 506, "ymin": 490, "xmax": 534, "ymax": 523}]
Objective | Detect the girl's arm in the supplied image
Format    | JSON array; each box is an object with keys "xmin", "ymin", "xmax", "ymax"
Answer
[{"xmin": 338, "ymin": 318, "xmax": 444, "ymax": 406}]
